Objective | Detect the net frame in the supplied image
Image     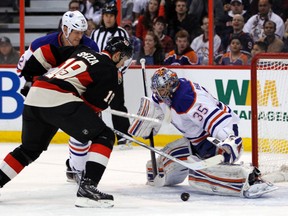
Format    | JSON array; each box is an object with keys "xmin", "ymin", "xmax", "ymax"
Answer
[{"xmin": 251, "ymin": 53, "xmax": 288, "ymax": 175}]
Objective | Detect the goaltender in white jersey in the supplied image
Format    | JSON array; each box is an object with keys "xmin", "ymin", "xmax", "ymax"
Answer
[{"xmin": 128, "ymin": 67, "xmax": 277, "ymax": 198}]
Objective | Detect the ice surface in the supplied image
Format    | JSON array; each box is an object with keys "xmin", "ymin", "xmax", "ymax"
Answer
[{"xmin": 0, "ymin": 143, "xmax": 288, "ymax": 216}]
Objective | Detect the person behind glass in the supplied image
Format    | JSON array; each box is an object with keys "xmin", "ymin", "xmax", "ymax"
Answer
[
  {"xmin": 190, "ymin": 16, "xmax": 221, "ymax": 65},
  {"xmin": 218, "ymin": 36, "xmax": 249, "ymax": 65},
  {"xmin": 164, "ymin": 29, "xmax": 198, "ymax": 65},
  {"xmin": 221, "ymin": 14, "xmax": 254, "ymax": 57},
  {"xmin": 248, "ymin": 41, "xmax": 268, "ymax": 64},
  {"xmin": 122, "ymin": 0, "xmax": 134, "ymax": 21},
  {"xmin": 167, "ymin": 0, "xmax": 201, "ymax": 42},
  {"xmin": 152, "ymin": 16, "xmax": 174, "ymax": 56},
  {"xmin": 57, "ymin": 0, "xmax": 81, "ymax": 31},
  {"xmin": 136, "ymin": 30, "xmax": 164, "ymax": 65},
  {"xmin": 90, "ymin": 3, "xmax": 132, "ymax": 147},
  {"xmin": 188, "ymin": 0, "xmax": 225, "ymax": 36},
  {"xmin": 0, "ymin": 36, "xmax": 19, "ymax": 64},
  {"xmin": 135, "ymin": 0, "xmax": 165, "ymax": 41},
  {"xmin": 121, "ymin": 19, "xmax": 142, "ymax": 62},
  {"xmin": 217, "ymin": 0, "xmax": 250, "ymax": 38},
  {"xmin": 85, "ymin": 19, "xmax": 98, "ymax": 37},
  {"xmin": 81, "ymin": 0, "xmax": 105, "ymax": 26},
  {"xmin": 258, "ymin": 20, "xmax": 284, "ymax": 53},
  {"xmin": 243, "ymin": 0, "xmax": 285, "ymax": 42}
]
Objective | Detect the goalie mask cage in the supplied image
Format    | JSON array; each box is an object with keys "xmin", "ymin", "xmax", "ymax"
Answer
[{"xmin": 251, "ymin": 53, "xmax": 288, "ymax": 181}]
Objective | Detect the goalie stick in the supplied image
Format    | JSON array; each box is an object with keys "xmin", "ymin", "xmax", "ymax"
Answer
[
  {"xmin": 113, "ymin": 129, "xmax": 224, "ymax": 170},
  {"xmin": 108, "ymin": 109, "xmax": 161, "ymax": 124},
  {"xmin": 140, "ymin": 58, "xmax": 158, "ymax": 179}
]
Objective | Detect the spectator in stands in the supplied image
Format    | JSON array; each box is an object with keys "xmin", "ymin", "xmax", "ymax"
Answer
[
  {"xmin": 0, "ymin": 36, "xmax": 19, "ymax": 64},
  {"xmin": 122, "ymin": 0, "xmax": 134, "ymax": 20},
  {"xmin": 135, "ymin": 0, "xmax": 165, "ymax": 41},
  {"xmin": 85, "ymin": 19, "xmax": 98, "ymax": 37},
  {"xmin": 190, "ymin": 16, "xmax": 221, "ymax": 65},
  {"xmin": 82, "ymin": 0, "xmax": 105, "ymax": 26},
  {"xmin": 136, "ymin": 31, "xmax": 165, "ymax": 65},
  {"xmin": 164, "ymin": 29, "xmax": 198, "ymax": 65},
  {"xmin": 221, "ymin": 14, "xmax": 254, "ymax": 56},
  {"xmin": 90, "ymin": 3, "xmax": 132, "ymax": 148},
  {"xmin": 188, "ymin": 0, "xmax": 225, "ymax": 36},
  {"xmin": 152, "ymin": 16, "xmax": 174, "ymax": 56},
  {"xmin": 251, "ymin": 41, "xmax": 268, "ymax": 58},
  {"xmin": 285, "ymin": 19, "xmax": 288, "ymax": 40},
  {"xmin": 258, "ymin": 20, "xmax": 284, "ymax": 53},
  {"xmin": 57, "ymin": 0, "xmax": 82, "ymax": 31},
  {"xmin": 218, "ymin": 36, "xmax": 249, "ymax": 65},
  {"xmin": 248, "ymin": 41, "xmax": 268, "ymax": 65},
  {"xmin": 121, "ymin": 19, "xmax": 142, "ymax": 62},
  {"xmin": 132, "ymin": 0, "xmax": 149, "ymax": 24},
  {"xmin": 167, "ymin": 0, "xmax": 201, "ymax": 42},
  {"xmin": 243, "ymin": 0, "xmax": 285, "ymax": 42},
  {"xmin": 218, "ymin": 0, "xmax": 250, "ymax": 38}
]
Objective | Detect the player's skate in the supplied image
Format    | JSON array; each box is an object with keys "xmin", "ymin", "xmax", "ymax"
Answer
[
  {"xmin": 242, "ymin": 167, "xmax": 278, "ymax": 198},
  {"xmin": 66, "ymin": 159, "xmax": 81, "ymax": 184},
  {"xmin": 75, "ymin": 177, "xmax": 114, "ymax": 208}
]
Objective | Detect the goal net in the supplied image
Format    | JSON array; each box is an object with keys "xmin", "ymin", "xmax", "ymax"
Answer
[{"xmin": 251, "ymin": 53, "xmax": 288, "ymax": 182}]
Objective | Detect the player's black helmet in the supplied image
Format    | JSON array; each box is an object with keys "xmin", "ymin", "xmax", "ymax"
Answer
[
  {"xmin": 105, "ymin": 36, "xmax": 133, "ymax": 59},
  {"xmin": 102, "ymin": 3, "xmax": 118, "ymax": 16}
]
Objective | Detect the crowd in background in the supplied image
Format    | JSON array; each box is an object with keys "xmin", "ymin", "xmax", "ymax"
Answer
[{"xmin": 1, "ymin": 0, "xmax": 288, "ymax": 65}]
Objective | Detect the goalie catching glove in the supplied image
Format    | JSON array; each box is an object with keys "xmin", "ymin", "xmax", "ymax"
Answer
[
  {"xmin": 128, "ymin": 97, "xmax": 164, "ymax": 139},
  {"xmin": 208, "ymin": 135, "xmax": 243, "ymax": 164}
]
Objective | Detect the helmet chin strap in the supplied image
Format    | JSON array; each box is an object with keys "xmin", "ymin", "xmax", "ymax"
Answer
[{"xmin": 62, "ymin": 27, "xmax": 73, "ymax": 46}]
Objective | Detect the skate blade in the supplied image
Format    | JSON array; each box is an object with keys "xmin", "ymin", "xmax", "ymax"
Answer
[{"xmin": 75, "ymin": 197, "xmax": 114, "ymax": 208}]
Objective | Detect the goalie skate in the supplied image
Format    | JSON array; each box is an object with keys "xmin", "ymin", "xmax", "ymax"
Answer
[
  {"xmin": 75, "ymin": 177, "xmax": 114, "ymax": 208},
  {"xmin": 243, "ymin": 182, "xmax": 278, "ymax": 198}
]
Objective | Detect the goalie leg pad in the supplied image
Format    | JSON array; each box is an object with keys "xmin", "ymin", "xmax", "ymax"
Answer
[
  {"xmin": 188, "ymin": 164, "xmax": 278, "ymax": 198},
  {"xmin": 188, "ymin": 164, "xmax": 251, "ymax": 197},
  {"xmin": 146, "ymin": 137, "xmax": 190, "ymax": 186}
]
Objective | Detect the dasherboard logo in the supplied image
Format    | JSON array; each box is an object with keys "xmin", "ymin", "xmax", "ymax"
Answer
[
  {"xmin": 0, "ymin": 71, "xmax": 24, "ymax": 119},
  {"xmin": 215, "ymin": 79, "xmax": 287, "ymax": 122}
]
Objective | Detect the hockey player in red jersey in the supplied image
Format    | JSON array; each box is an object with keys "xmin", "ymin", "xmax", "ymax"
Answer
[{"xmin": 0, "ymin": 36, "xmax": 133, "ymax": 208}]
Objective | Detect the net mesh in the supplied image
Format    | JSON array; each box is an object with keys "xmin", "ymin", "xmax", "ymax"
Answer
[{"xmin": 255, "ymin": 58, "xmax": 288, "ymax": 175}]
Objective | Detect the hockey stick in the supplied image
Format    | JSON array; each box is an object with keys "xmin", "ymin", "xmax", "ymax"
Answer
[
  {"xmin": 108, "ymin": 109, "xmax": 161, "ymax": 124},
  {"xmin": 113, "ymin": 129, "xmax": 224, "ymax": 170},
  {"xmin": 140, "ymin": 58, "xmax": 158, "ymax": 179}
]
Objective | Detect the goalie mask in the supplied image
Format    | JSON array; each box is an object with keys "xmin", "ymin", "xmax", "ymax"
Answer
[
  {"xmin": 62, "ymin": 10, "xmax": 88, "ymax": 39},
  {"xmin": 151, "ymin": 67, "xmax": 179, "ymax": 106}
]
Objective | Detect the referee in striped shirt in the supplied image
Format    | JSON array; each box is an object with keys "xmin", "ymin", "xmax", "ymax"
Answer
[{"xmin": 90, "ymin": 3, "xmax": 132, "ymax": 147}]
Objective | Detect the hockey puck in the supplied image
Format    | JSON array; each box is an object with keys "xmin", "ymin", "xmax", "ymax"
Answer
[{"xmin": 181, "ymin": 192, "xmax": 190, "ymax": 201}]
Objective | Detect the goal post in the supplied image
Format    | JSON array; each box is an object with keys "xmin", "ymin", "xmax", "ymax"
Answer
[{"xmin": 251, "ymin": 53, "xmax": 288, "ymax": 182}]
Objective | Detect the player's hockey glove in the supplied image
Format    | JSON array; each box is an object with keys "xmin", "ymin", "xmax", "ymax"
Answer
[{"xmin": 20, "ymin": 81, "xmax": 32, "ymax": 97}]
